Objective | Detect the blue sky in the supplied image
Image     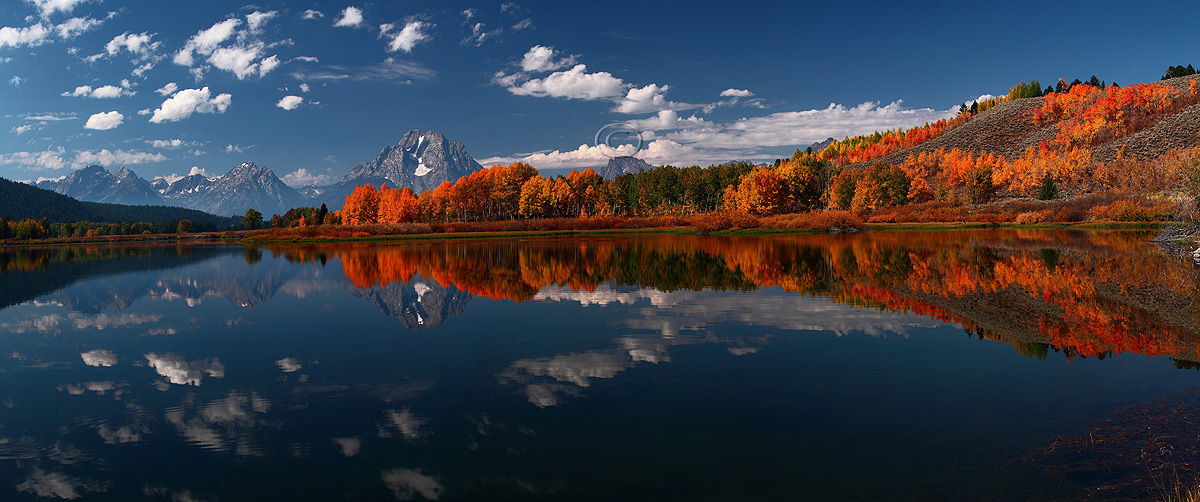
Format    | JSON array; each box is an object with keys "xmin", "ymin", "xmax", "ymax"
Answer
[{"xmin": 2, "ymin": 0, "xmax": 1199, "ymax": 186}]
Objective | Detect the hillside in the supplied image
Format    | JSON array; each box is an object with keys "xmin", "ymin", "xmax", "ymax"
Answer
[
  {"xmin": 0, "ymin": 176, "xmax": 236, "ymax": 227},
  {"xmin": 852, "ymin": 75, "xmax": 1200, "ymax": 168}
]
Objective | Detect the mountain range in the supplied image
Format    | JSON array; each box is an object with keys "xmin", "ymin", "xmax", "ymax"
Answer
[{"xmin": 36, "ymin": 129, "xmax": 490, "ymax": 216}]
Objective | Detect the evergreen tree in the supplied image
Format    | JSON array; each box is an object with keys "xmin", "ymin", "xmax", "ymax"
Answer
[{"xmin": 1037, "ymin": 173, "xmax": 1058, "ymax": 200}]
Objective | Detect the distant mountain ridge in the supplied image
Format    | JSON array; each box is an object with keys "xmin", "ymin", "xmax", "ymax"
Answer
[
  {"xmin": 38, "ymin": 161, "xmax": 303, "ymax": 217},
  {"xmin": 0, "ymin": 176, "xmax": 233, "ymax": 226}
]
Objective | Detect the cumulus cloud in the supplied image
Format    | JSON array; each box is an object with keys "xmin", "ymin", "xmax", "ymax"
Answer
[
  {"xmin": 246, "ymin": 10, "xmax": 277, "ymax": 32},
  {"xmin": 80, "ymin": 349, "xmax": 117, "ymax": 367},
  {"xmin": 299, "ymin": 82, "xmax": 310, "ymax": 92},
  {"xmin": 0, "ymin": 24, "xmax": 50, "ymax": 48},
  {"xmin": 173, "ymin": 18, "xmax": 280, "ymax": 80},
  {"xmin": 224, "ymin": 144, "xmax": 250, "ymax": 154},
  {"xmin": 333, "ymin": 6, "xmax": 364, "ymax": 28},
  {"xmin": 72, "ymin": 149, "xmax": 166, "ymax": 168},
  {"xmin": 84, "ymin": 110, "xmax": 123, "ymax": 130},
  {"xmin": 61, "ymin": 82, "xmax": 134, "ymax": 98},
  {"xmin": 520, "ymin": 45, "xmax": 574, "ymax": 72},
  {"xmin": 613, "ymin": 83, "xmax": 694, "ymax": 114},
  {"xmin": 102, "ymin": 31, "xmax": 159, "ymax": 61},
  {"xmin": 0, "ymin": 149, "xmax": 68, "ymax": 170},
  {"xmin": 149, "ymin": 87, "xmax": 232, "ymax": 123},
  {"xmin": 174, "ymin": 18, "xmax": 238, "ymax": 67},
  {"xmin": 720, "ymin": 88, "xmax": 754, "ymax": 97},
  {"xmin": 12, "ymin": 124, "xmax": 37, "ymax": 135},
  {"xmin": 28, "ymin": 0, "xmax": 93, "ymax": 18},
  {"xmin": 9, "ymin": 75, "xmax": 25, "ymax": 87},
  {"xmin": 147, "ymin": 138, "xmax": 198, "ymax": 149},
  {"xmin": 383, "ymin": 21, "xmax": 431, "ymax": 53},
  {"xmin": 485, "ymin": 99, "xmax": 959, "ymax": 170},
  {"xmin": 54, "ymin": 16, "xmax": 101, "ymax": 38},
  {"xmin": 512, "ymin": 18, "xmax": 533, "ymax": 30},
  {"xmin": 501, "ymin": 64, "xmax": 624, "ymax": 100},
  {"xmin": 154, "ymin": 82, "xmax": 178, "ymax": 97},
  {"xmin": 280, "ymin": 168, "xmax": 332, "ymax": 187},
  {"xmin": 301, "ymin": 9, "xmax": 324, "ymax": 20}
]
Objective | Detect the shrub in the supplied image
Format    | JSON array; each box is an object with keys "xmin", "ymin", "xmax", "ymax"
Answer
[
  {"xmin": 689, "ymin": 210, "xmax": 761, "ymax": 232},
  {"xmin": 1014, "ymin": 211, "xmax": 1047, "ymax": 225}
]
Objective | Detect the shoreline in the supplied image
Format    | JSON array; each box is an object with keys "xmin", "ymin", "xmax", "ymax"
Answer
[{"xmin": 0, "ymin": 220, "xmax": 1177, "ymax": 247}]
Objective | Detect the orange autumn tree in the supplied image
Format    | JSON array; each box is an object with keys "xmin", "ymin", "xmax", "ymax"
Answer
[{"xmin": 343, "ymin": 184, "xmax": 381, "ymax": 225}]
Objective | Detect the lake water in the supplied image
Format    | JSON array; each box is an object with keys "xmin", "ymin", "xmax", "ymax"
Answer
[{"xmin": 1, "ymin": 230, "xmax": 1198, "ymax": 501}]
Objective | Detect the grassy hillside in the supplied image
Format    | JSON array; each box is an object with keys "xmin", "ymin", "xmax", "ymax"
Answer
[{"xmin": 0, "ymin": 176, "xmax": 236, "ymax": 227}]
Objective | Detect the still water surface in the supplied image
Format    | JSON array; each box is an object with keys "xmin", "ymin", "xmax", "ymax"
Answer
[{"xmin": 0, "ymin": 230, "xmax": 1198, "ymax": 501}]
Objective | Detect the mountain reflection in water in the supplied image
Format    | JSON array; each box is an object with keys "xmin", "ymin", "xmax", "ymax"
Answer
[{"xmin": 0, "ymin": 230, "xmax": 1198, "ymax": 501}]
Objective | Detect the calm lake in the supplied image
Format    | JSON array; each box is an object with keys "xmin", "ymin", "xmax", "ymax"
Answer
[{"xmin": 1, "ymin": 229, "xmax": 1199, "ymax": 501}]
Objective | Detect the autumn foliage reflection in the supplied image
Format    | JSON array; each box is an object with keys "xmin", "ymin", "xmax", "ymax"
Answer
[{"xmin": 269, "ymin": 230, "xmax": 1200, "ymax": 364}]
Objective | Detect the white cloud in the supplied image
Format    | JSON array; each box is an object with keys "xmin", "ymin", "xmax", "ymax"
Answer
[
  {"xmin": 385, "ymin": 21, "xmax": 430, "ymax": 53},
  {"xmin": 224, "ymin": 144, "xmax": 249, "ymax": 153},
  {"xmin": 84, "ymin": 111, "xmax": 123, "ymax": 130},
  {"xmin": 613, "ymin": 83, "xmax": 693, "ymax": 114},
  {"xmin": 0, "ymin": 148, "xmax": 67, "ymax": 170},
  {"xmin": 258, "ymin": 55, "xmax": 280, "ymax": 76},
  {"xmin": 54, "ymin": 16, "xmax": 101, "ymax": 39},
  {"xmin": 280, "ymin": 168, "xmax": 332, "ymax": 187},
  {"xmin": 9, "ymin": 75, "xmax": 24, "ymax": 87},
  {"xmin": 299, "ymin": 82, "xmax": 310, "ymax": 92},
  {"xmin": 208, "ymin": 43, "xmax": 266, "ymax": 79},
  {"xmin": 155, "ymin": 81, "xmax": 177, "ymax": 96},
  {"xmin": 27, "ymin": 0, "xmax": 92, "ymax": 18},
  {"xmin": 149, "ymin": 87, "xmax": 232, "ymax": 123},
  {"xmin": 174, "ymin": 18, "xmax": 239, "ymax": 67},
  {"xmin": 81, "ymin": 349, "xmax": 117, "ymax": 367},
  {"xmin": 103, "ymin": 31, "xmax": 160, "ymax": 61},
  {"xmin": 0, "ymin": 24, "xmax": 50, "ymax": 48},
  {"xmin": 73, "ymin": 149, "xmax": 166, "ymax": 167},
  {"xmin": 461, "ymin": 8, "xmax": 476, "ymax": 21},
  {"xmin": 720, "ymin": 88, "xmax": 754, "ymax": 97},
  {"xmin": 512, "ymin": 18, "xmax": 533, "ymax": 31},
  {"xmin": 148, "ymin": 138, "xmax": 190, "ymax": 149},
  {"xmin": 462, "ymin": 22, "xmax": 500, "ymax": 46},
  {"xmin": 333, "ymin": 6, "xmax": 364, "ymax": 28},
  {"xmin": 24, "ymin": 112, "xmax": 75, "ymax": 121},
  {"xmin": 502, "ymin": 64, "xmax": 624, "ymax": 100},
  {"xmin": 173, "ymin": 18, "xmax": 280, "ymax": 80},
  {"xmin": 245, "ymin": 10, "xmax": 277, "ymax": 32},
  {"xmin": 276, "ymin": 95, "xmax": 303, "ymax": 110},
  {"xmin": 301, "ymin": 9, "xmax": 324, "ymax": 20},
  {"xmin": 62, "ymin": 83, "xmax": 134, "ymax": 98},
  {"xmin": 487, "ymin": 100, "xmax": 959, "ymax": 169},
  {"xmin": 137, "ymin": 108, "xmax": 151, "ymax": 115},
  {"xmin": 12, "ymin": 124, "xmax": 36, "ymax": 134},
  {"xmin": 520, "ymin": 45, "xmax": 574, "ymax": 72}
]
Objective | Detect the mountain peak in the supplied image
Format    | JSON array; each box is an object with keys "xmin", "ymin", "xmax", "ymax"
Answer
[{"xmin": 333, "ymin": 129, "xmax": 484, "ymax": 203}]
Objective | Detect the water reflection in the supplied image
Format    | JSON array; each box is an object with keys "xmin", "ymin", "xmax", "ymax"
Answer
[{"xmin": 0, "ymin": 231, "xmax": 1198, "ymax": 501}]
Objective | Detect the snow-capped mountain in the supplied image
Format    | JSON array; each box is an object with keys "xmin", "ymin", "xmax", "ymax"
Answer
[
  {"xmin": 318, "ymin": 130, "xmax": 484, "ymax": 209},
  {"xmin": 37, "ymin": 165, "xmax": 165, "ymax": 206},
  {"xmin": 178, "ymin": 161, "xmax": 306, "ymax": 216}
]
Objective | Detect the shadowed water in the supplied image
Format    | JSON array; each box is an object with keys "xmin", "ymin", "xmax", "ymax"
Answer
[{"xmin": 0, "ymin": 230, "xmax": 1198, "ymax": 501}]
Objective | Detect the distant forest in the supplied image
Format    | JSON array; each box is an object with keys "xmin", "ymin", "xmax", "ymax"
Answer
[{"xmin": 0, "ymin": 176, "xmax": 237, "ymax": 238}]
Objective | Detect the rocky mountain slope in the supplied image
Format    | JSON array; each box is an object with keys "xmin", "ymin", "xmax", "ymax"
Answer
[
  {"xmin": 318, "ymin": 130, "xmax": 484, "ymax": 209},
  {"xmin": 38, "ymin": 165, "xmax": 164, "ymax": 206}
]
